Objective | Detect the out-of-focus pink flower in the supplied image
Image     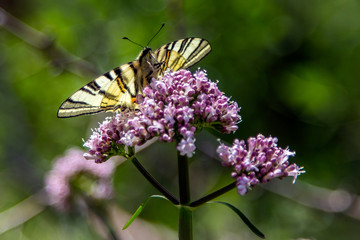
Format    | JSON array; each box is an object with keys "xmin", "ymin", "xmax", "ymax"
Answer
[{"xmin": 45, "ymin": 148, "xmax": 115, "ymax": 211}]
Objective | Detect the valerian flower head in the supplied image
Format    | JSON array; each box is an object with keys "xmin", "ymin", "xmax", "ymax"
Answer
[
  {"xmin": 45, "ymin": 148, "xmax": 115, "ymax": 212},
  {"xmin": 84, "ymin": 69, "xmax": 241, "ymax": 163},
  {"xmin": 217, "ymin": 134, "xmax": 305, "ymax": 196}
]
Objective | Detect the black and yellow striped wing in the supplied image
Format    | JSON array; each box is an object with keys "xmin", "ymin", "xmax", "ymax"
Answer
[
  {"xmin": 154, "ymin": 38, "xmax": 211, "ymax": 72},
  {"xmin": 57, "ymin": 38, "xmax": 211, "ymax": 118},
  {"xmin": 57, "ymin": 62, "xmax": 140, "ymax": 118}
]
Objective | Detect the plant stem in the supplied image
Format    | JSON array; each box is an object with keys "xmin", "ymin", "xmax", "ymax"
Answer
[
  {"xmin": 94, "ymin": 208, "xmax": 119, "ymax": 240},
  {"xmin": 85, "ymin": 198, "xmax": 119, "ymax": 240},
  {"xmin": 0, "ymin": 7, "xmax": 99, "ymax": 78},
  {"xmin": 177, "ymin": 152, "xmax": 190, "ymax": 204},
  {"xmin": 179, "ymin": 206, "xmax": 193, "ymax": 240},
  {"xmin": 177, "ymin": 151, "xmax": 192, "ymax": 240},
  {"xmin": 189, "ymin": 181, "xmax": 236, "ymax": 207},
  {"xmin": 131, "ymin": 157, "xmax": 179, "ymax": 205}
]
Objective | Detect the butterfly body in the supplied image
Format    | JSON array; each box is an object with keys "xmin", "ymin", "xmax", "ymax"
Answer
[{"xmin": 57, "ymin": 38, "xmax": 211, "ymax": 118}]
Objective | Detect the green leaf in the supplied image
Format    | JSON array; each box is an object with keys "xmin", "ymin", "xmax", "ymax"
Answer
[
  {"xmin": 122, "ymin": 195, "xmax": 169, "ymax": 230},
  {"xmin": 209, "ymin": 201, "xmax": 265, "ymax": 239}
]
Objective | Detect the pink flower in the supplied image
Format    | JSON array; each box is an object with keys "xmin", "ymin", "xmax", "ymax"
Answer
[
  {"xmin": 84, "ymin": 69, "xmax": 241, "ymax": 162},
  {"xmin": 217, "ymin": 134, "xmax": 305, "ymax": 195},
  {"xmin": 177, "ymin": 138, "xmax": 197, "ymax": 158}
]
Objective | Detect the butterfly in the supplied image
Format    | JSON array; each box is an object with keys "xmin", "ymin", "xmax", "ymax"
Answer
[{"xmin": 57, "ymin": 37, "xmax": 211, "ymax": 118}]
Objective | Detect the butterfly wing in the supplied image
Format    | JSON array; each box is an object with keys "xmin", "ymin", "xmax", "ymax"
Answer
[
  {"xmin": 154, "ymin": 38, "xmax": 211, "ymax": 72},
  {"xmin": 58, "ymin": 38, "xmax": 211, "ymax": 118},
  {"xmin": 57, "ymin": 61, "xmax": 140, "ymax": 118}
]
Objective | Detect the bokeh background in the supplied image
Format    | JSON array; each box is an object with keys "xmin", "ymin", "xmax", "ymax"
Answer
[{"xmin": 1, "ymin": 0, "xmax": 360, "ymax": 239}]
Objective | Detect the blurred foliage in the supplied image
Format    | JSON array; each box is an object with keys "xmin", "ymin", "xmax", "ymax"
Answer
[{"xmin": 1, "ymin": 0, "xmax": 360, "ymax": 239}]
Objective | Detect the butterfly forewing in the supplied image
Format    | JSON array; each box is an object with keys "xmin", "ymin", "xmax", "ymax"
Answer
[
  {"xmin": 57, "ymin": 37, "xmax": 211, "ymax": 118},
  {"xmin": 154, "ymin": 38, "xmax": 211, "ymax": 72}
]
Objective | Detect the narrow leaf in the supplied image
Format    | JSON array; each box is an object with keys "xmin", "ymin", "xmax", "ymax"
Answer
[
  {"xmin": 123, "ymin": 195, "xmax": 169, "ymax": 230},
  {"xmin": 210, "ymin": 201, "xmax": 265, "ymax": 239}
]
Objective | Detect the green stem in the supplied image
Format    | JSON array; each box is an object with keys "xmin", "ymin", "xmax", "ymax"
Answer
[
  {"xmin": 93, "ymin": 208, "xmax": 118, "ymax": 240},
  {"xmin": 190, "ymin": 181, "xmax": 236, "ymax": 207},
  {"xmin": 179, "ymin": 206, "xmax": 193, "ymax": 240},
  {"xmin": 177, "ymin": 151, "xmax": 192, "ymax": 240},
  {"xmin": 85, "ymin": 197, "xmax": 118, "ymax": 240},
  {"xmin": 177, "ymin": 152, "xmax": 190, "ymax": 204},
  {"xmin": 131, "ymin": 157, "xmax": 179, "ymax": 205}
]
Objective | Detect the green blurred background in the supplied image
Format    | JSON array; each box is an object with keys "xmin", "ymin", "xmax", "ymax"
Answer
[{"xmin": 1, "ymin": 0, "xmax": 360, "ymax": 239}]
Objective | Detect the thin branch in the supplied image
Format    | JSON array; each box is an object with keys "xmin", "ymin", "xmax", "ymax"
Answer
[
  {"xmin": 262, "ymin": 179, "xmax": 360, "ymax": 220},
  {"xmin": 0, "ymin": 190, "xmax": 46, "ymax": 235},
  {"xmin": 131, "ymin": 157, "xmax": 180, "ymax": 205},
  {"xmin": 86, "ymin": 197, "xmax": 120, "ymax": 240},
  {"xmin": 190, "ymin": 181, "xmax": 236, "ymax": 207},
  {"xmin": 0, "ymin": 7, "xmax": 99, "ymax": 78}
]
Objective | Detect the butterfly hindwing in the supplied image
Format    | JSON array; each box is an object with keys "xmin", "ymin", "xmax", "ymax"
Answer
[
  {"xmin": 100, "ymin": 62, "xmax": 141, "ymax": 111},
  {"xmin": 57, "ymin": 37, "xmax": 211, "ymax": 118}
]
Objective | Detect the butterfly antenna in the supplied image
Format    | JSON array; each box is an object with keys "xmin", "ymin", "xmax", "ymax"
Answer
[
  {"xmin": 122, "ymin": 37, "xmax": 144, "ymax": 48},
  {"xmin": 147, "ymin": 23, "xmax": 165, "ymax": 46}
]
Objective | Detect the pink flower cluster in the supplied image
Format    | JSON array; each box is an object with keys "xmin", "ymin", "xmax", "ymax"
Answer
[
  {"xmin": 217, "ymin": 134, "xmax": 304, "ymax": 195},
  {"xmin": 84, "ymin": 69, "xmax": 241, "ymax": 162},
  {"xmin": 45, "ymin": 148, "xmax": 115, "ymax": 211}
]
